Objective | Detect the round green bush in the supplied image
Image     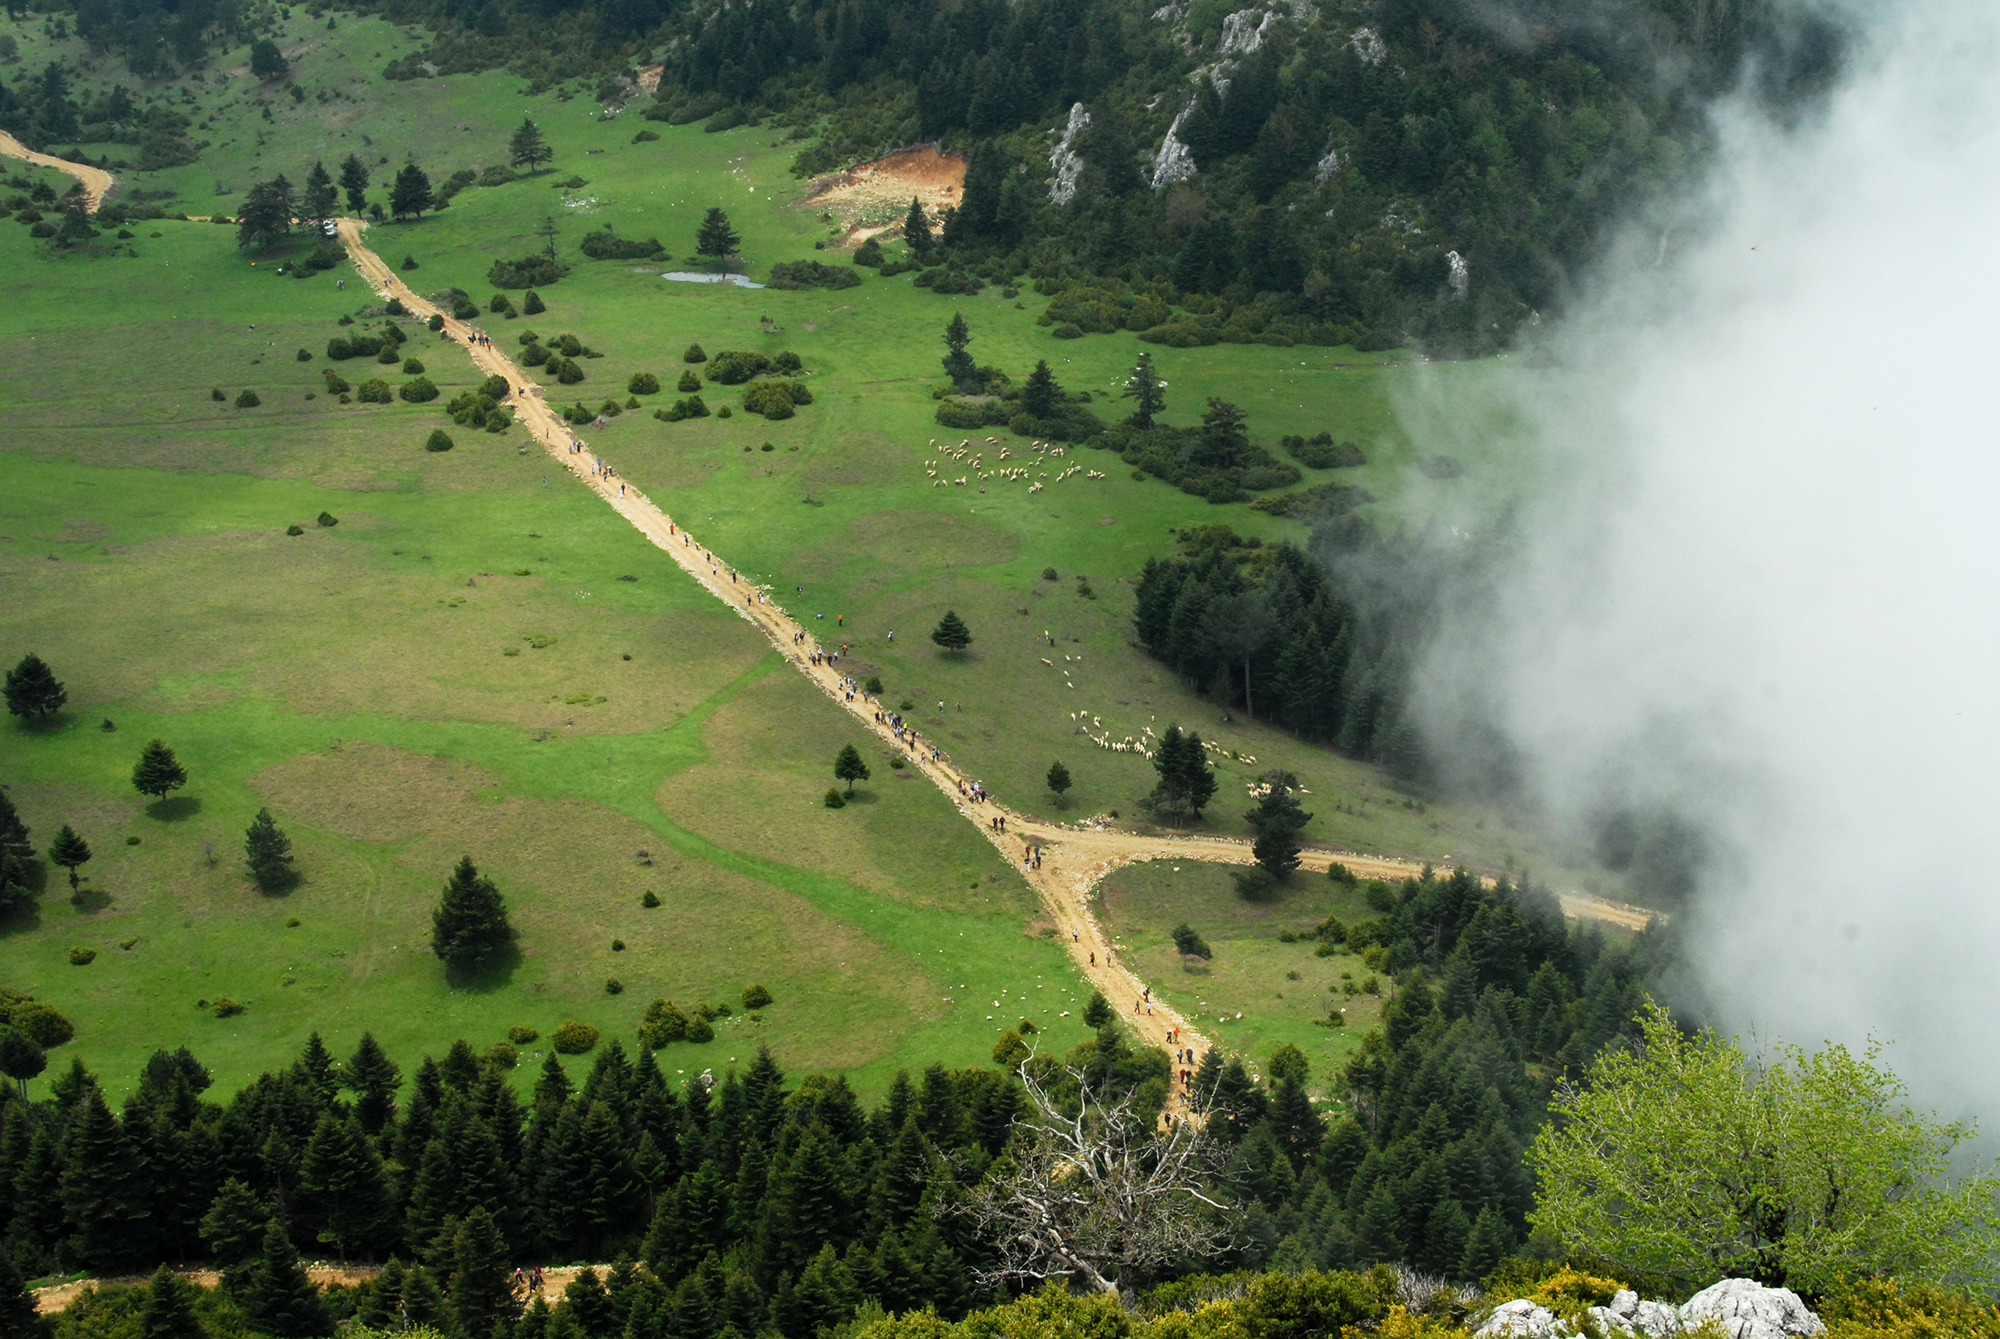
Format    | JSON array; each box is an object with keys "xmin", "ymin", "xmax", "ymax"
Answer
[
  {"xmin": 1052, "ymin": 323, "xmax": 1084, "ymax": 339},
  {"xmin": 605, "ymin": 978, "xmax": 623, "ymax": 995},
  {"xmin": 824, "ymin": 787, "xmax": 846, "ymax": 809},
  {"xmin": 425, "ymin": 429, "xmax": 455, "ymax": 453},
  {"xmin": 717, "ymin": 405, "xmax": 733, "ymax": 418},
  {"xmin": 68, "ymin": 946, "xmax": 96, "ymax": 965},
  {"xmin": 401, "ymin": 255, "xmax": 419, "ymax": 271},
  {"xmin": 322, "ymin": 369, "xmax": 350, "ymax": 394},
  {"xmin": 286, "ymin": 524, "xmax": 304, "ymax": 535},
  {"xmin": 385, "ymin": 297, "xmax": 407, "ymax": 316},
  {"xmin": 683, "ymin": 343, "xmax": 707, "ymax": 363},
  {"xmin": 641, "ymin": 890, "xmax": 661, "ymax": 908},
  {"xmin": 551, "ymin": 1020, "xmax": 599, "ymax": 1054},
  {"xmin": 427, "ymin": 313, "xmax": 445, "ymax": 332},
  {"xmin": 522, "ymin": 289, "xmax": 546, "ymax": 315},
  {"xmin": 684, "ymin": 1015, "xmax": 715, "ymax": 1043},
  {"xmin": 317, "ymin": 511, "xmax": 339, "ymax": 527},
  {"xmin": 677, "ymin": 369, "xmax": 702, "ymax": 393},
  {"xmin": 611, "ymin": 938, "xmax": 626, "ymax": 952},
  {"xmin": 211, "ymin": 388, "xmax": 226, "ymax": 401},
  {"xmin": 211, "ymin": 996, "xmax": 244, "ymax": 1016},
  {"xmin": 398, "ymin": 377, "xmax": 439, "ymax": 404},
  {"xmin": 402, "ymin": 357, "xmax": 425, "ymax": 375},
  {"xmin": 490, "ymin": 293, "xmax": 513, "ymax": 314},
  {"xmin": 742, "ymin": 983, "xmax": 773, "ymax": 1009},
  {"xmin": 296, "ymin": 348, "xmax": 312, "ymax": 361},
  {"xmin": 235, "ymin": 389, "xmax": 261, "ymax": 408},
  {"xmin": 485, "ymin": 1041, "xmax": 519, "ymax": 1067},
  {"xmin": 555, "ymin": 358, "xmax": 585, "ymax": 385},
  {"xmin": 377, "ymin": 344, "xmax": 401, "ymax": 364},
  {"xmin": 629, "ymin": 372, "xmax": 660, "ymax": 395},
  {"xmin": 507, "ymin": 1025, "xmax": 539, "ymax": 1044}
]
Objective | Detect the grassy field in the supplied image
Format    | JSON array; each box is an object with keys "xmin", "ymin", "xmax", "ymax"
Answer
[{"xmin": 2, "ymin": 32, "xmax": 1610, "ymax": 1099}]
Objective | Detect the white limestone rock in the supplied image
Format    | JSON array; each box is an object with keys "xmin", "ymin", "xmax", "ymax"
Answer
[
  {"xmin": 1678, "ymin": 1279, "xmax": 1825, "ymax": 1339},
  {"xmin": 1476, "ymin": 1300, "xmax": 1563, "ymax": 1338}
]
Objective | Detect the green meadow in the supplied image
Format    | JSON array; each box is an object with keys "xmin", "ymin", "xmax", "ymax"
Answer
[{"xmin": 1, "ymin": 27, "xmax": 1604, "ymax": 1098}]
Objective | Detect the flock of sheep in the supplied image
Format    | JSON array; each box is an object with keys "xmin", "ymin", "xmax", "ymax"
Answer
[{"xmin": 922, "ymin": 436, "xmax": 1109, "ymax": 493}]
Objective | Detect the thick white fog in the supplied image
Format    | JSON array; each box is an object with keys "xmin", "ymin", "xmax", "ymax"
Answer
[{"xmin": 1411, "ymin": 0, "xmax": 2000, "ymax": 1119}]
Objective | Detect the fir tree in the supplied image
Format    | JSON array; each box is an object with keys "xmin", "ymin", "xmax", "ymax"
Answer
[
  {"xmin": 902, "ymin": 196, "xmax": 932, "ymax": 255},
  {"xmin": 1080, "ymin": 990, "xmax": 1112, "ymax": 1029},
  {"xmin": 1021, "ymin": 359, "xmax": 1061, "ymax": 419},
  {"xmin": 1044, "ymin": 760, "xmax": 1071, "ymax": 802},
  {"xmin": 301, "ymin": 161, "xmax": 338, "ymax": 228},
  {"xmin": 929, "ymin": 610, "xmax": 972, "ymax": 652},
  {"xmin": 356, "ymin": 1257, "xmax": 405, "ymax": 1328},
  {"xmin": 346, "ymin": 1032, "xmax": 403, "ymax": 1136},
  {"xmin": 244, "ymin": 808, "xmax": 294, "ymax": 891},
  {"xmin": 61, "ymin": 1086, "xmax": 141, "ymax": 1271},
  {"xmin": 47, "ymin": 825, "xmax": 90, "ymax": 891},
  {"xmin": 400, "ymin": 1264, "xmax": 446, "ymax": 1329},
  {"xmin": 132, "ymin": 740, "xmax": 188, "ymax": 800},
  {"xmin": 338, "ymin": 155, "xmax": 370, "ymax": 214},
  {"xmin": 447, "ymin": 1206, "xmax": 517, "ymax": 1338},
  {"xmin": 0, "ymin": 788, "xmax": 31, "ymax": 861},
  {"xmin": 509, "ymin": 118, "xmax": 552, "ymax": 173},
  {"xmin": 940, "ymin": 313, "xmax": 975, "ymax": 390},
  {"xmin": 200, "ymin": 1178, "xmax": 271, "ymax": 1285},
  {"xmin": 242, "ymin": 1222, "xmax": 333, "ymax": 1338},
  {"xmin": 236, "ymin": 175, "xmax": 295, "ymax": 249},
  {"xmin": 0, "ymin": 1252, "xmax": 46, "ymax": 1339},
  {"xmin": 1267, "ymin": 1074, "xmax": 1322, "ymax": 1168},
  {"xmin": 430, "ymin": 856, "xmax": 514, "ymax": 969},
  {"xmin": 694, "ymin": 208, "xmax": 740, "ymax": 267},
  {"xmin": 3, "ymin": 653, "xmax": 66, "ymax": 719},
  {"xmin": 1252, "ymin": 821, "xmax": 1302, "ymax": 880},
  {"xmin": 298, "ymin": 1111, "xmax": 393, "ymax": 1262},
  {"xmin": 833, "ymin": 745, "xmax": 870, "ymax": 795},
  {"xmin": 135, "ymin": 1267, "xmax": 201, "ymax": 1339},
  {"xmin": 0, "ymin": 850, "xmax": 34, "ymax": 919},
  {"xmin": 390, "ymin": 163, "xmax": 434, "ymax": 220},
  {"xmin": 1170, "ymin": 923, "xmax": 1212, "ymax": 961},
  {"xmin": 1120, "ymin": 352, "xmax": 1165, "ymax": 429}
]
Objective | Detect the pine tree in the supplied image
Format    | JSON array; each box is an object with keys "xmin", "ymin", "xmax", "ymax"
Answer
[
  {"xmin": 301, "ymin": 161, "xmax": 338, "ymax": 227},
  {"xmin": 1253, "ymin": 821, "xmax": 1301, "ymax": 879},
  {"xmin": 236, "ymin": 175, "xmax": 295, "ymax": 249},
  {"xmin": 447, "ymin": 1206, "xmax": 517, "ymax": 1338},
  {"xmin": 1459, "ymin": 1205, "xmax": 1514, "ymax": 1279},
  {"xmin": 1121, "ymin": 352, "xmax": 1165, "ymax": 428},
  {"xmin": 244, "ymin": 808, "xmax": 294, "ymax": 891},
  {"xmin": 902, "ymin": 196, "xmax": 932, "ymax": 255},
  {"xmin": 356, "ymin": 1257, "xmax": 405, "ymax": 1328},
  {"xmin": 1021, "ymin": 359, "xmax": 1061, "ymax": 419},
  {"xmin": 1267, "ymin": 1075, "xmax": 1323, "ymax": 1168},
  {"xmin": 61, "ymin": 1086, "xmax": 141, "ymax": 1271},
  {"xmin": 694, "ymin": 208, "xmax": 740, "ymax": 267},
  {"xmin": 0, "ymin": 1252, "xmax": 46, "ymax": 1339},
  {"xmin": 1170, "ymin": 923, "xmax": 1212, "ymax": 961},
  {"xmin": 509, "ymin": 117, "xmax": 552, "ymax": 173},
  {"xmin": 430, "ymin": 856, "xmax": 514, "ymax": 969},
  {"xmin": 132, "ymin": 739, "xmax": 189, "ymax": 800},
  {"xmin": 200, "ymin": 1177, "xmax": 271, "ymax": 1284},
  {"xmin": 47, "ymin": 825, "xmax": 90, "ymax": 891},
  {"xmin": 929, "ymin": 610, "xmax": 972, "ymax": 652},
  {"xmin": 0, "ymin": 788, "xmax": 31, "ymax": 861},
  {"xmin": 0, "ymin": 850, "xmax": 34, "ymax": 919},
  {"xmin": 1044, "ymin": 760, "xmax": 1071, "ymax": 802},
  {"xmin": 390, "ymin": 163, "xmax": 434, "ymax": 220},
  {"xmin": 3, "ymin": 653, "xmax": 66, "ymax": 719},
  {"xmin": 242, "ymin": 1221, "xmax": 333, "ymax": 1338},
  {"xmin": 833, "ymin": 745, "xmax": 870, "ymax": 795},
  {"xmin": 346, "ymin": 1032, "xmax": 402, "ymax": 1136},
  {"xmin": 1081, "ymin": 990, "xmax": 1112, "ymax": 1029},
  {"xmin": 400, "ymin": 1264, "xmax": 447, "ymax": 1329},
  {"xmin": 297, "ymin": 1111, "xmax": 392, "ymax": 1262},
  {"xmin": 338, "ymin": 155, "xmax": 370, "ymax": 214},
  {"xmin": 940, "ymin": 313, "xmax": 975, "ymax": 390}
]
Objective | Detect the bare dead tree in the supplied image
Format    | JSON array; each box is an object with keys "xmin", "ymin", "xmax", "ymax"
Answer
[{"xmin": 954, "ymin": 1059, "xmax": 1241, "ymax": 1296}]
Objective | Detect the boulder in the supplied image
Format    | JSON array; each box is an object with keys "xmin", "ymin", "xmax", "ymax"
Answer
[
  {"xmin": 1588, "ymin": 1289, "xmax": 1682, "ymax": 1338},
  {"xmin": 1476, "ymin": 1301, "xmax": 1563, "ymax": 1338},
  {"xmin": 1679, "ymin": 1280, "xmax": 1824, "ymax": 1339}
]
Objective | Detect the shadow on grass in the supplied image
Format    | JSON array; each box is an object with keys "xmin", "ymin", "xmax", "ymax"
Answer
[
  {"xmin": 146, "ymin": 796, "xmax": 203, "ymax": 822},
  {"xmin": 254, "ymin": 871, "xmax": 303, "ymax": 897},
  {"xmin": 70, "ymin": 884, "xmax": 111, "ymax": 914},
  {"xmin": 0, "ymin": 904, "xmax": 45, "ymax": 937},
  {"xmin": 443, "ymin": 941, "xmax": 523, "ymax": 993},
  {"xmin": 843, "ymin": 789, "xmax": 880, "ymax": 805}
]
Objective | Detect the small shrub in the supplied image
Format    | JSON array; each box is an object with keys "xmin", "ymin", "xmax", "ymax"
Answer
[
  {"xmin": 863, "ymin": 676, "xmax": 883, "ymax": 694},
  {"xmin": 485, "ymin": 1041, "xmax": 518, "ymax": 1068},
  {"xmin": 402, "ymin": 357, "xmax": 425, "ymax": 375},
  {"xmin": 554, "ymin": 358, "xmax": 585, "ymax": 385},
  {"xmin": 767, "ymin": 259, "xmax": 861, "ymax": 290},
  {"xmin": 641, "ymin": 890, "xmax": 660, "ymax": 908},
  {"xmin": 286, "ymin": 524, "xmax": 304, "ymax": 536},
  {"xmin": 211, "ymin": 996, "xmax": 244, "ymax": 1015},
  {"xmin": 683, "ymin": 343, "xmax": 707, "ymax": 363},
  {"xmin": 489, "ymin": 255, "xmax": 568, "ymax": 289},
  {"xmin": 551, "ymin": 1020, "xmax": 599, "ymax": 1054},
  {"xmin": 773, "ymin": 351, "xmax": 803, "ymax": 374},
  {"xmin": 377, "ymin": 344, "xmax": 401, "ymax": 364},
  {"xmin": 760, "ymin": 441, "xmax": 774, "ymax": 451},
  {"xmin": 523, "ymin": 289, "xmax": 546, "ymax": 315},
  {"xmin": 611, "ymin": 938, "xmax": 626, "ymax": 952},
  {"xmin": 1052, "ymin": 323, "xmax": 1084, "ymax": 339},
  {"xmin": 580, "ymin": 229, "xmax": 666, "ymax": 261},
  {"xmin": 296, "ymin": 348, "xmax": 313, "ymax": 362},
  {"xmin": 69, "ymin": 946, "xmax": 97, "ymax": 965},
  {"xmin": 1042, "ymin": 566, "xmax": 1059, "ymax": 581},
  {"xmin": 399, "ymin": 377, "xmax": 439, "ymax": 403},
  {"xmin": 717, "ymin": 405, "xmax": 732, "ymax": 418},
  {"xmin": 489, "ymin": 292, "xmax": 512, "ymax": 314},
  {"xmin": 742, "ymin": 983, "xmax": 773, "ymax": 1009},
  {"xmin": 824, "ymin": 787, "xmax": 846, "ymax": 808},
  {"xmin": 322, "ymin": 369, "xmax": 349, "ymax": 394},
  {"xmin": 677, "ymin": 369, "xmax": 701, "ymax": 392},
  {"xmin": 634, "ymin": 129, "xmax": 660, "ymax": 142},
  {"xmin": 211, "ymin": 388, "xmax": 226, "ymax": 401},
  {"xmin": 889, "ymin": 757, "xmax": 905, "ymax": 770},
  {"xmin": 1234, "ymin": 866, "xmax": 1279, "ymax": 901},
  {"xmin": 852, "ymin": 237, "xmax": 883, "ymax": 267},
  {"xmin": 605, "ymin": 977, "xmax": 623, "ymax": 994},
  {"xmin": 400, "ymin": 254, "xmax": 418, "ymax": 270},
  {"xmin": 384, "ymin": 297, "xmax": 406, "ymax": 316},
  {"xmin": 684, "ymin": 1014, "xmax": 715, "ymax": 1043},
  {"xmin": 427, "ymin": 313, "xmax": 445, "ymax": 332},
  {"xmin": 507, "ymin": 1025, "xmax": 540, "ymax": 1044},
  {"xmin": 235, "ymin": 389, "xmax": 261, "ymax": 407},
  {"xmin": 425, "ymin": 429, "xmax": 454, "ymax": 453},
  {"xmin": 629, "ymin": 372, "xmax": 660, "ymax": 395},
  {"xmin": 316, "ymin": 511, "xmax": 339, "ymax": 527},
  {"xmin": 706, "ymin": 350, "xmax": 770, "ymax": 384}
]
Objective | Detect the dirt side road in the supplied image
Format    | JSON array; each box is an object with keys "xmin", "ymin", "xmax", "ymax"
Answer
[{"xmin": 0, "ymin": 130, "xmax": 116, "ymax": 211}]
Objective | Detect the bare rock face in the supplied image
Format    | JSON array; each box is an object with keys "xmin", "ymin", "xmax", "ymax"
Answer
[
  {"xmin": 1679, "ymin": 1280, "xmax": 1825, "ymax": 1339},
  {"xmin": 1588, "ymin": 1289, "xmax": 1683, "ymax": 1337},
  {"xmin": 1476, "ymin": 1300, "xmax": 1563, "ymax": 1338}
]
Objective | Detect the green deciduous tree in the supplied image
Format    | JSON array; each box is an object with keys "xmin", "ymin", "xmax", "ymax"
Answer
[
  {"xmin": 47, "ymin": 825, "xmax": 90, "ymax": 892},
  {"xmin": 132, "ymin": 739, "xmax": 188, "ymax": 800},
  {"xmin": 1121, "ymin": 352, "xmax": 1164, "ymax": 428},
  {"xmin": 930, "ymin": 610, "xmax": 972, "ymax": 652},
  {"xmin": 694, "ymin": 207, "xmax": 740, "ymax": 266},
  {"xmin": 1529, "ymin": 1003, "xmax": 2000, "ymax": 1293},
  {"xmin": 509, "ymin": 117, "xmax": 552, "ymax": 173},
  {"xmin": 833, "ymin": 744, "xmax": 870, "ymax": 795},
  {"xmin": 390, "ymin": 163, "xmax": 434, "ymax": 220},
  {"xmin": 244, "ymin": 808, "xmax": 294, "ymax": 891},
  {"xmin": 236, "ymin": 175, "xmax": 294, "ymax": 250},
  {"xmin": 0, "ymin": 1029, "xmax": 46, "ymax": 1097},
  {"xmin": 430, "ymin": 856, "xmax": 514, "ymax": 969},
  {"xmin": 4, "ymin": 653, "xmax": 66, "ymax": 719},
  {"xmin": 338, "ymin": 155, "xmax": 370, "ymax": 214},
  {"xmin": 249, "ymin": 38, "xmax": 288, "ymax": 81}
]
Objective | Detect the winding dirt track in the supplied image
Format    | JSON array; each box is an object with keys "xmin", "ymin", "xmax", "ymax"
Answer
[
  {"xmin": 0, "ymin": 130, "xmax": 116, "ymax": 210},
  {"xmin": 0, "ymin": 124, "xmax": 1655, "ymax": 1060}
]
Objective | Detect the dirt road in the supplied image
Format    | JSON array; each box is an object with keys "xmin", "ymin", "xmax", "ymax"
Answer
[
  {"xmin": 335, "ymin": 221, "xmax": 1655, "ymax": 1067},
  {"xmin": 33, "ymin": 1263, "xmax": 612, "ymax": 1316},
  {"xmin": 0, "ymin": 131, "xmax": 116, "ymax": 211}
]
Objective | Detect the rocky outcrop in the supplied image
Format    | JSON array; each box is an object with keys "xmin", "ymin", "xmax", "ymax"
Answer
[{"xmin": 1476, "ymin": 1280, "xmax": 1822, "ymax": 1339}]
